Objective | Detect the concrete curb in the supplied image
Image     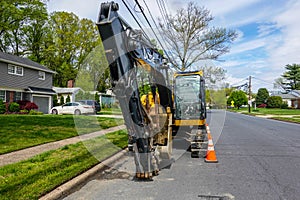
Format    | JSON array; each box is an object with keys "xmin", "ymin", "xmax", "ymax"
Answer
[{"xmin": 39, "ymin": 149, "xmax": 128, "ymax": 200}]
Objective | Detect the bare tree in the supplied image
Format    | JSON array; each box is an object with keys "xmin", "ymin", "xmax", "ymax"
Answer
[{"xmin": 159, "ymin": 2, "xmax": 237, "ymax": 71}]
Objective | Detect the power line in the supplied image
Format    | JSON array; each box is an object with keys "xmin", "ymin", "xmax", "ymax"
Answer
[
  {"xmin": 133, "ymin": 0, "xmax": 163, "ymax": 46},
  {"xmin": 121, "ymin": 0, "xmax": 151, "ymax": 42},
  {"xmin": 156, "ymin": 0, "xmax": 169, "ymax": 26},
  {"xmin": 140, "ymin": 0, "xmax": 176, "ymax": 64},
  {"xmin": 133, "ymin": 0, "xmax": 175, "ymax": 64},
  {"xmin": 230, "ymin": 77, "xmax": 248, "ymax": 87},
  {"xmin": 252, "ymin": 77, "xmax": 274, "ymax": 86},
  {"xmin": 154, "ymin": 0, "xmax": 178, "ymax": 63}
]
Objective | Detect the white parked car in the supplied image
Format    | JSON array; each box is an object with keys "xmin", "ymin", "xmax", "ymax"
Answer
[{"xmin": 50, "ymin": 102, "xmax": 94, "ymax": 115}]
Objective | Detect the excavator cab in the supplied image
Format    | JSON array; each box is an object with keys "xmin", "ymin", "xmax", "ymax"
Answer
[
  {"xmin": 174, "ymin": 71, "xmax": 206, "ymax": 126},
  {"xmin": 173, "ymin": 71, "xmax": 208, "ymax": 158}
]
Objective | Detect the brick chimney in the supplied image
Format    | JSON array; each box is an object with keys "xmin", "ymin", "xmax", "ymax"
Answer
[{"xmin": 67, "ymin": 80, "xmax": 74, "ymax": 88}]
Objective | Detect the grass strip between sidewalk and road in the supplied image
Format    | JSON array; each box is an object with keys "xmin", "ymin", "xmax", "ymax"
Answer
[
  {"xmin": 270, "ymin": 117, "xmax": 300, "ymax": 124},
  {"xmin": 250, "ymin": 108, "xmax": 300, "ymax": 115},
  {"xmin": 0, "ymin": 115, "xmax": 124, "ymax": 154},
  {"xmin": 0, "ymin": 129, "xmax": 128, "ymax": 200},
  {"xmin": 228, "ymin": 107, "xmax": 300, "ymax": 115}
]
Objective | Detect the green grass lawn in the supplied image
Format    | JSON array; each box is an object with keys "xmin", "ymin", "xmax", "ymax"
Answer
[
  {"xmin": 228, "ymin": 107, "xmax": 300, "ymax": 123},
  {"xmin": 251, "ymin": 108, "xmax": 300, "ymax": 115},
  {"xmin": 0, "ymin": 115, "xmax": 124, "ymax": 154},
  {"xmin": 228, "ymin": 107, "xmax": 300, "ymax": 115},
  {"xmin": 98, "ymin": 107, "xmax": 122, "ymax": 115},
  {"xmin": 0, "ymin": 130, "xmax": 128, "ymax": 200},
  {"xmin": 271, "ymin": 117, "xmax": 300, "ymax": 123}
]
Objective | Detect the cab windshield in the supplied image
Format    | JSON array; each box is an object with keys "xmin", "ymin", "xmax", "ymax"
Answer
[{"xmin": 174, "ymin": 74, "xmax": 203, "ymax": 119}]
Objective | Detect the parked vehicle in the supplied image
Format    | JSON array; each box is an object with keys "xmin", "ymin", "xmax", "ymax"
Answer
[
  {"xmin": 50, "ymin": 102, "xmax": 94, "ymax": 115},
  {"xmin": 78, "ymin": 100, "xmax": 101, "ymax": 113}
]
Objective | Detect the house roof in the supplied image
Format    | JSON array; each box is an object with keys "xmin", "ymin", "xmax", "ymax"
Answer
[
  {"xmin": 0, "ymin": 51, "xmax": 55, "ymax": 74},
  {"xmin": 291, "ymin": 90, "xmax": 300, "ymax": 97},
  {"xmin": 27, "ymin": 86, "xmax": 56, "ymax": 95},
  {"xmin": 52, "ymin": 87, "xmax": 82, "ymax": 94},
  {"xmin": 276, "ymin": 93, "xmax": 297, "ymax": 99}
]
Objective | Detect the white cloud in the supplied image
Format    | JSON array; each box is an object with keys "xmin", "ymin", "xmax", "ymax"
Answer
[
  {"xmin": 47, "ymin": 0, "xmax": 100, "ymax": 20},
  {"xmin": 184, "ymin": 0, "xmax": 262, "ymax": 17},
  {"xmin": 267, "ymin": 0, "xmax": 300, "ymax": 76},
  {"xmin": 229, "ymin": 38, "xmax": 266, "ymax": 55},
  {"xmin": 225, "ymin": 75, "xmax": 247, "ymax": 86},
  {"xmin": 257, "ymin": 23, "xmax": 278, "ymax": 38}
]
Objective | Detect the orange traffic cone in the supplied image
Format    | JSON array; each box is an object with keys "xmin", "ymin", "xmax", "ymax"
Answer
[{"xmin": 205, "ymin": 131, "xmax": 218, "ymax": 163}]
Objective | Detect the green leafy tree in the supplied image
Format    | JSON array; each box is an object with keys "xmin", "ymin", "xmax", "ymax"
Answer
[
  {"xmin": 53, "ymin": 95, "xmax": 59, "ymax": 106},
  {"xmin": 205, "ymin": 89, "xmax": 211, "ymax": 106},
  {"xmin": 66, "ymin": 95, "xmax": 70, "ymax": 103},
  {"xmin": 95, "ymin": 92, "xmax": 100, "ymax": 103},
  {"xmin": 0, "ymin": 0, "xmax": 48, "ymax": 56},
  {"xmin": 75, "ymin": 91, "xmax": 95, "ymax": 100},
  {"xmin": 227, "ymin": 90, "xmax": 248, "ymax": 109},
  {"xmin": 43, "ymin": 12, "xmax": 101, "ymax": 87},
  {"xmin": 24, "ymin": 15, "xmax": 49, "ymax": 62},
  {"xmin": 281, "ymin": 64, "xmax": 300, "ymax": 90},
  {"xmin": 159, "ymin": 2, "xmax": 237, "ymax": 71},
  {"xmin": 76, "ymin": 44, "xmax": 108, "ymax": 91},
  {"xmin": 60, "ymin": 96, "xmax": 64, "ymax": 105},
  {"xmin": 97, "ymin": 67, "xmax": 111, "ymax": 92},
  {"xmin": 209, "ymin": 89, "xmax": 226, "ymax": 109},
  {"xmin": 76, "ymin": 90, "xmax": 84, "ymax": 101},
  {"xmin": 256, "ymin": 88, "xmax": 269, "ymax": 106},
  {"xmin": 224, "ymin": 84, "xmax": 234, "ymax": 97},
  {"xmin": 267, "ymin": 96, "xmax": 282, "ymax": 108}
]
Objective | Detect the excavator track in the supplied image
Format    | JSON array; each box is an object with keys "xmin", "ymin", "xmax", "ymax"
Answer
[{"xmin": 190, "ymin": 128, "xmax": 208, "ymax": 158}]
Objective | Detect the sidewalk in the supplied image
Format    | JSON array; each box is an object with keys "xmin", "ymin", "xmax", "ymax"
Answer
[{"xmin": 0, "ymin": 125, "xmax": 126, "ymax": 167}]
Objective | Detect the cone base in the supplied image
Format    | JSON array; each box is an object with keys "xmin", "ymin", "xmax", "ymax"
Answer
[{"xmin": 205, "ymin": 159, "xmax": 218, "ymax": 163}]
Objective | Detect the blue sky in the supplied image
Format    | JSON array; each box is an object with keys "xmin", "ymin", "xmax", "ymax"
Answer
[{"xmin": 47, "ymin": 0, "xmax": 300, "ymax": 92}]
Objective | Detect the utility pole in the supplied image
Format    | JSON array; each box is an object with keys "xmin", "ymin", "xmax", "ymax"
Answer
[{"xmin": 248, "ymin": 75, "xmax": 252, "ymax": 113}]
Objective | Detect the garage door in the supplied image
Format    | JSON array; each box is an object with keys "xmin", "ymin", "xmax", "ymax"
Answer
[{"xmin": 33, "ymin": 96, "xmax": 49, "ymax": 114}]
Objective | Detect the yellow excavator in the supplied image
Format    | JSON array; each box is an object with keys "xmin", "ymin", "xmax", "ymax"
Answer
[{"xmin": 97, "ymin": 1, "xmax": 208, "ymax": 179}]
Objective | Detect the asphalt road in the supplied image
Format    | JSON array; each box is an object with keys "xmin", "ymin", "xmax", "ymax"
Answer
[{"xmin": 63, "ymin": 110, "xmax": 300, "ymax": 200}]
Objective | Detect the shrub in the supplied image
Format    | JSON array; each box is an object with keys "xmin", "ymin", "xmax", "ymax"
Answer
[
  {"xmin": 24, "ymin": 102, "xmax": 38, "ymax": 110},
  {"xmin": 0, "ymin": 99, "xmax": 6, "ymax": 114},
  {"xmin": 257, "ymin": 103, "xmax": 267, "ymax": 108},
  {"xmin": 66, "ymin": 95, "xmax": 70, "ymax": 103},
  {"xmin": 95, "ymin": 92, "xmax": 100, "ymax": 103},
  {"xmin": 267, "ymin": 96, "xmax": 282, "ymax": 108},
  {"xmin": 17, "ymin": 100, "xmax": 30, "ymax": 110},
  {"xmin": 28, "ymin": 110, "xmax": 43, "ymax": 115},
  {"xmin": 281, "ymin": 102, "xmax": 288, "ymax": 109},
  {"xmin": 19, "ymin": 109, "xmax": 29, "ymax": 114},
  {"xmin": 60, "ymin": 96, "xmax": 64, "ymax": 105},
  {"xmin": 8, "ymin": 102, "xmax": 20, "ymax": 112},
  {"xmin": 53, "ymin": 95, "xmax": 59, "ymax": 106}
]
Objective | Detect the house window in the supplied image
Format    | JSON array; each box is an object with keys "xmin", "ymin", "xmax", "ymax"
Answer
[
  {"xmin": 16, "ymin": 66, "xmax": 23, "ymax": 75},
  {"xmin": 8, "ymin": 64, "xmax": 23, "ymax": 76},
  {"xmin": 8, "ymin": 65, "xmax": 15, "ymax": 74},
  {"xmin": 38, "ymin": 71, "xmax": 45, "ymax": 80},
  {"xmin": 15, "ymin": 92, "xmax": 22, "ymax": 101},
  {"xmin": 0, "ymin": 91, "xmax": 5, "ymax": 101}
]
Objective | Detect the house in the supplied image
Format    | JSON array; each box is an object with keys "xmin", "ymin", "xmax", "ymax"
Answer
[
  {"xmin": 0, "ymin": 51, "xmax": 56, "ymax": 113},
  {"xmin": 274, "ymin": 93, "xmax": 295, "ymax": 107},
  {"xmin": 270, "ymin": 90, "xmax": 300, "ymax": 109},
  {"xmin": 52, "ymin": 86, "xmax": 83, "ymax": 104}
]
